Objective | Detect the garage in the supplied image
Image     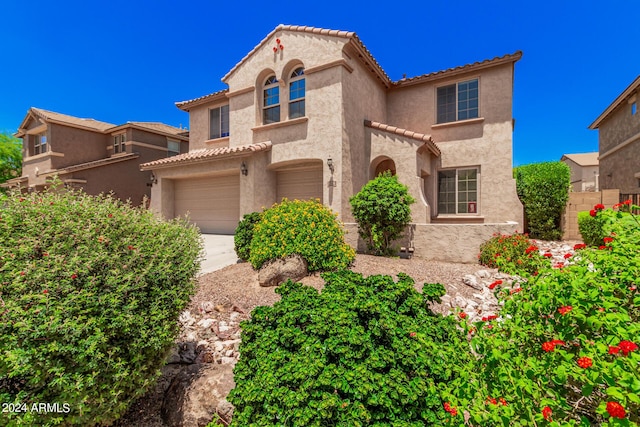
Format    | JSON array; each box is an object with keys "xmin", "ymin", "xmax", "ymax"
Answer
[
  {"xmin": 276, "ymin": 166, "xmax": 323, "ymax": 203},
  {"xmin": 174, "ymin": 174, "xmax": 240, "ymax": 234}
]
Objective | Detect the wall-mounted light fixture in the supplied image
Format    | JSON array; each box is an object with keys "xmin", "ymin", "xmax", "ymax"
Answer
[
  {"xmin": 241, "ymin": 162, "xmax": 248, "ymax": 176},
  {"xmin": 150, "ymin": 172, "xmax": 157, "ymax": 184},
  {"xmin": 327, "ymin": 157, "xmax": 334, "ymax": 174}
]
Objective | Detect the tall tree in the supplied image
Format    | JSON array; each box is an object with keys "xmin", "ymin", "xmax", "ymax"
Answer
[{"xmin": 0, "ymin": 131, "xmax": 23, "ymax": 190}]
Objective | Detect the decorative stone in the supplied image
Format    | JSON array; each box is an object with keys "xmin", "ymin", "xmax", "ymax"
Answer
[
  {"xmin": 179, "ymin": 311, "xmax": 196, "ymax": 327},
  {"xmin": 197, "ymin": 318, "xmax": 214, "ymax": 329},
  {"xmin": 258, "ymin": 254, "xmax": 308, "ymax": 287}
]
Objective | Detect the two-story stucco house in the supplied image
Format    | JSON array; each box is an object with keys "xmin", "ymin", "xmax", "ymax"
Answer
[
  {"xmin": 4, "ymin": 107, "xmax": 188, "ymax": 205},
  {"xmin": 589, "ymin": 75, "xmax": 640, "ymax": 202},
  {"xmin": 560, "ymin": 152, "xmax": 599, "ymax": 192},
  {"xmin": 141, "ymin": 25, "xmax": 523, "ymax": 262}
]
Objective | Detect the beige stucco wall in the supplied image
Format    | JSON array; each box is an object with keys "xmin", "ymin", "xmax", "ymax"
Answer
[{"xmin": 562, "ymin": 158, "xmax": 599, "ymax": 192}]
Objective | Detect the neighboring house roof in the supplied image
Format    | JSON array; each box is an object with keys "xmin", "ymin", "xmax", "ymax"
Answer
[
  {"xmin": 16, "ymin": 107, "xmax": 116, "ymax": 137},
  {"xmin": 106, "ymin": 122, "xmax": 189, "ymax": 140},
  {"xmin": 175, "ymin": 89, "xmax": 229, "ymax": 112},
  {"xmin": 140, "ymin": 141, "xmax": 273, "ymax": 170},
  {"xmin": 589, "ymin": 75, "xmax": 640, "ymax": 129},
  {"xmin": 41, "ymin": 153, "xmax": 140, "ymax": 176},
  {"xmin": 364, "ymin": 120, "xmax": 441, "ymax": 156},
  {"xmin": 560, "ymin": 152, "xmax": 599, "ymax": 166}
]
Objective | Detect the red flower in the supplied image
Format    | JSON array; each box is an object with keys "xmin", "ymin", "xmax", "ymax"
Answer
[
  {"xmin": 443, "ymin": 402, "xmax": 457, "ymax": 416},
  {"xmin": 598, "ymin": 245, "xmax": 606, "ymax": 250},
  {"xmin": 409, "ymin": 332, "xmax": 417, "ymax": 337},
  {"xmin": 563, "ymin": 253, "xmax": 572, "ymax": 259},
  {"xmin": 499, "ymin": 397, "xmax": 508, "ymax": 406},
  {"xmin": 71, "ymin": 274, "xmax": 78, "ymax": 279},
  {"xmin": 525, "ymin": 245, "xmax": 538, "ymax": 254},
  {"xmin": 623, "ymin": 199, "xmax": 631, "ymax": 205},
  {"xmin": 603, "ymin": 237, "xmax": 614, "ymax": 244},
  {"xmin": 618, "ymin": 340, "xmax": 638, "ymax": 356},
  {"xmin": 127, "ymin": 245, "xmax": 135, "ymax": 250},
  {"xmin": 108, "ymin": 213, "xmax": 113, "ymax": 218},
  {"xmin": 589, "ymin": 209, "xmax": 597, "ymax": 217},
  {"xmin": 543, "ymin": 252, "xmax": 553, "ymax": 258},
  {"xmin": 609, "ymin": 345, "xmax": 620, "ymax": 355},
  {"xmin": 459, "ymin": 312, "xmax": 467, "ymax": 319},
  {"xmin": 542, "ymin": 406, "xmax": 552, "ymax": 421},
  {"xmin": 542, "ymin": 342, "xmax": 555, "ymax": 352},
  {"xmin": 573, "ymin": 243, "xmax": 586, "ymax": 250},
  {"xmin": 606, "ymin": 401, "xmax": 626, "ymax": 419},
  {"xmin": 577, "ymin": 356, "xmax": 592, "ymax": 368},
  {"xmin": 486, "ymin": 397, "xmax": 498, "ymax": 405},
  {"xmin": 510, "ymin": 288, "xmax": 522, "ymax": 295},
  {"xmin": 488, "ymin": 280, "xmax": 502, "ymax": 290},
  {"xmin": 43, "ymin": 289, "xmax": 48, "ymax": 294},
  {"xmin": 19, "ymin": 271, "xmax": 25, "ymax": 276},
  {"xmin": 594, "ymin": 203, "xmax": 605, "ymax": 211},
  {"xmin": 551, "ymin": 339, "xmax": 566, "ymax": 346},
  {"xmin": 558, "ymin": 306, "xmax": 573, "ymax": 315}
]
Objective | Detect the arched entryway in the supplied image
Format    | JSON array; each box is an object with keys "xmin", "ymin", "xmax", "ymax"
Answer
[{"xmin": 372, "ymin": 157, "xmax": 396, "ymax": 178}]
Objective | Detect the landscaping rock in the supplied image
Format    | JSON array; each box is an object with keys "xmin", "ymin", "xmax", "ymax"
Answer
[
  {"xmin": 258, "ymin": 254, "xmax": 308, "ymax": 287},
  {"xmin": 161, "ymin": 363, "xmax": 235, "ymax": 427},
  {"xmin": 166, "ymin": 342, "xmax": 197, "ymax": 365},
  {"xmin": 462, "ymin": 274, "xmax": 482, "ymax": 290}
]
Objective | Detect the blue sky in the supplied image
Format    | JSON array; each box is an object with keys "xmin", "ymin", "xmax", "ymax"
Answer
[{"xmin": 1, "ymin": 0, "xmax": 638, "ymax": 166}]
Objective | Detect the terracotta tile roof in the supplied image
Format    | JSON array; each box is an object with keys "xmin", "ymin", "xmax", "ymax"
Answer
[
  {"xmin": 394, "ymin": 51, "xmax": 523, "ymax": 87},
  {"xmin": 222, "ymin": 24, "xmax": 391, "ymax": 87},
  {"xmin": 364, "ymin": 120, "xmax": 440, "ymax": 156},
  {"xmin": 19, "ymin": 108, "xmax": 116, "ymax": 135},
  {"xmin": 561, "ymin": 152, "xmax": 599, "ymax": 166},
  {"xmin": 140, "ymin": 141, "xmax": 273, "ymax": 170},
  {"xmin": 589, "ymin": 75, "xmax": 640, "ymax": 129},
  {"xmin": 106, "ymin": 122, "xmax": 189, "ymax": 139},
  {"xmin": 175, "ymin": 89, "xmax": 229, "ymax": 111}
]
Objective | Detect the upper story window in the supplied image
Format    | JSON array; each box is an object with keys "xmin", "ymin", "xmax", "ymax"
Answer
[
  {"xmin": 210, "ymin": 105, "xmax": 230, "ymax": 139},
  {"xmin": 437, "ymin": 79, "xmax": 479, "ymax": 123},
  {"xmin": 263, "ymin": 75, "xmax": 280, "ymax": 124},
  {"xmin": 167, "ymin": 140, "xmax": 180, "ymax": 157},
  {"xmin": 632, "ymin": 102, "xmax": 637, "ymax": 115},
  {"xmin": 34, "ymin": 133, "xmax": 47, "ymax": 155},
  {"xmin": 113, "ymin": 134, "xmax": 126, "ymax": 154},
  {"xmin": 289, "ymin": 67, "xmax": 305, "ymax": 119},
  {"xmin": 438, "ymin": 168, "xmax": 478, "ymax": 215}
]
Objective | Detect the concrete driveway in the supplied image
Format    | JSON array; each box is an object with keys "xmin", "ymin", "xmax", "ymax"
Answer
[{"xmin": 199, "ymin": 234, "xmax": 238, "ymax": 275}]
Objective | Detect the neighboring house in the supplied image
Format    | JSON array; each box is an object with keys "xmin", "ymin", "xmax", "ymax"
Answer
[
  {"xmin": 560, "ymin": 152, "xmax": 599, "ymax": 192},
  {"xmin": 589, "ymin": 75, "xmax": 640, "ymax": 200},
  {"xmin": 141, "ymin": 24, "xmax": 523, "ymax": 262},
  {"xmin": 4, "ymin": 108, "xmax": 188, "ymax": 205}
]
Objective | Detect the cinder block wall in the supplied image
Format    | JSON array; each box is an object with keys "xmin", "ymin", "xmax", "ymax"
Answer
[{"xmin": 562, "ymin": 189, "xmax": 620, "ymax": 240}]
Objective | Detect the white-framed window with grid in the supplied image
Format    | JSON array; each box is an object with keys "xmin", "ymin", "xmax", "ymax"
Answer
[
  {"xmin": 263, "ymin": 75, "xmax": 280, "ymax": 124},
  {"xmin": 209, "ymin": 105, "xmax": 230, "ymax": 139},
  {"xmin": 289, "ymin": 67, "xmax": 305, "ymax": 119},
  {"xmin": 437, "ymin": 168, "xmax": 479, "ymax": 214},
  {"xmin": 113, "ymin": 133, "xmax": 126, "ymax": 154},
  {"xmin": 34, "ymin": 133, "xmax": 47, "ymax": 155},
  {"xmin": 437, "ymin": 79, "xmax": 479, "ymax": 124}
]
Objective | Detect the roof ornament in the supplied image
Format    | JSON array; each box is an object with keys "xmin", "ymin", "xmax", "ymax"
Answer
[{"xmin": 272, "ymin": 38, "xmax": 284, "ymax": 53}]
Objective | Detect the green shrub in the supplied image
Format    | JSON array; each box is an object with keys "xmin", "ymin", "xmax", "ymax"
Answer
[
  {"xmin": 249, "ymin": 198, "xmax": 355, "ymax": 272},
  {"xmin": 233, "ymin": 212, "xmax": 261, "ymax": 261},
  {"xmin": 449, "ymin": 202, "xmax": 640, "ymax": 426},
  {"xmin": 349, "ymin": 171, "xmax": 415, "ymax": 255},
  {"xmin": 514, "ymin": 161, "xmax": 571, "ymax": 240},
  {"xmin": 0, "ymin": 183, "xmax": 202, "ymax": 426},
  {"xmin": 229, "ymin": 271, "xmax": 471, "ymax": 426},
  {"xmin": 578, "ymin": 209, "xmax": 605, "ymax": 246},
  {"xmin": 478, "ymin": 233, "xmax": 548, "ymax": 275}
]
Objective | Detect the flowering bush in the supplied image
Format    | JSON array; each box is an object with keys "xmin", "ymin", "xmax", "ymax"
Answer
[
  {"xmin": 0, "ymin": 182, "xmax": 202, "ymax": 426},
  {"xmin": 249, "ymin": 199, "xmax": 355, "ymax": 272},
  {"xmin": 233, "ymin": 211, "xmax": 261, "ymax": 261},
  {"xmin": 478, "ymin": 233, "xmax": 548, "ymax": 275},
  {"xmin": 229, "ymin": 271, "xmax": 471, "ymax": 426},
  {"xmin": 449, "ymin": 201, "xmax": 640, "ymax": 426}
]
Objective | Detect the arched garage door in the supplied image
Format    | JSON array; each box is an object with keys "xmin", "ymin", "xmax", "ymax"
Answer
[
  {"xmin": 174, "ymin": 174, "xmax": 240, "ymax": 234},
  {"xmin": 276, "ymin": 166, "xmax": 323, "ymax": 203}
]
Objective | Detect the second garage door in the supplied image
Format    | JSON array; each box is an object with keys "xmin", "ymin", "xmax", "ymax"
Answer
[
  {"xmin": 276, "ymin": 167, "xmax": 323, "ymax": 203},
  {"xmin": 174, "ymin": 174, "xmax": 240, "ymax": 234}
]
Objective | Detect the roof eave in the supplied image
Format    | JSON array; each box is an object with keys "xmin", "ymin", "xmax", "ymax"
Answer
[{"xmin": 589, "ymin": 75, "xmax": 640, "ymax": 129}]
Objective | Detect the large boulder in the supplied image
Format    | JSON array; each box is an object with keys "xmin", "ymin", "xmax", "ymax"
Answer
[
  {"xmin": 258, "ymin": 254, "xmax": 308, "ymax": 287},
  {"xmin": 161, "ymin": 363, "xmax": 235, "ymax": 427}
]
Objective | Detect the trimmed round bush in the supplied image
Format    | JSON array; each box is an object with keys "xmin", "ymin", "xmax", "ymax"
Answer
[
  {"xmin": 0, "ymin": 183, "xmax": 202, "ymax": 426},
  {"xmin": 578, "ymin": 209, "xmax": 606, "ymax": 246},
  {"xmin": 248, "ymin": 198, "xmax": 355, "ymax": 272},
  {"xmin": 349, "ymin": 171, "xmax": 415, "ymax": 256},
  {"xmin": 479, "ymin": 233, "xmax": 548, "ymax": 275},
  {"xmin": 228, "ymin": 271, "xmax": 471, "ymax": 426},
  {"xmin": 233, "ymin": 212, "xmax": 261, "ymax": 261}
]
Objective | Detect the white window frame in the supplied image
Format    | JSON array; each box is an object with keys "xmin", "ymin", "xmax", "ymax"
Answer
[
  {"xmin": 436, "ymin": 78, "xmax": 479, "ymax": 124},
  {"xmin": 113, "ymin": 133, "xmax": 126, "ymax": 154},
  {"xmin": 34, "ymin": 133, "xmax": 47, "ymax": 155},
  {"xmin": 263, "ymin": 75, "xmax": 280, "ymax": 124},
  {"xmin": 209, "ymin": 105, "xmax": 230, "ymax": 139},
  {"xmin": 288, "ymin": 67, "xmax": 305, "ymax": 119},
  {"xmin": 437, "ymin": 167, "xmax": 479, "ymax": 215}
]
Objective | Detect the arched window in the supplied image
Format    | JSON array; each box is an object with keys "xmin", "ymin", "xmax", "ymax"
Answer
[
  {"xmin": 289, "ymin": 67, "xmax": 305, "ymax": 119},
  {"xmin": 263, "ymin": 75, "xmax": 280, "ymax": 124}
]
